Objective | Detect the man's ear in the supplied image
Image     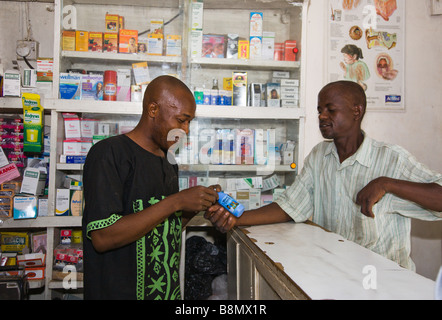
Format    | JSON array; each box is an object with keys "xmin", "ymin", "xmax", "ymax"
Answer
[
  {"xmin": 353, "ymin": 104, "xmax": 364, "ymax": 121},
  {"xmin": 147, "ymin": 102, "xmax": 159, "ymax": 118}
]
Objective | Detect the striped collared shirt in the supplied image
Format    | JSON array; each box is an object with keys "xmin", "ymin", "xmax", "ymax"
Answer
[{"xmin": 275, "ymin": 134, "xmax": 442, "ymax": 270}]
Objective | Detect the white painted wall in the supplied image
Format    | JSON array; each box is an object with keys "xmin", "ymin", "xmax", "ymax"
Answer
[{"xmin": 1, "ymin": 0, "xmax": 440, "ymax": 281}]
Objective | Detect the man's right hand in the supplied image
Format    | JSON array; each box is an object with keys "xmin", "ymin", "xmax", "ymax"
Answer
[{"xmin": 204, "ymin": 204, "xmax": 237, "ymax": 233}]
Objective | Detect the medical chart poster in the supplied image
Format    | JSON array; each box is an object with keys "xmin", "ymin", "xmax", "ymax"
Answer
[{"xmin": 327, "ymin": 0, "xmax": 405, "ymax": 111}]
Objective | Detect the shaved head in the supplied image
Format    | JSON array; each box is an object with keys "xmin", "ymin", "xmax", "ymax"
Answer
[
  {"xmin": 143, "ymin": 75, "xmax": 193, "ymax": 111},
  {"xmin": 320, "ymin": 81, "xmax": 367, "ymax": 119}
]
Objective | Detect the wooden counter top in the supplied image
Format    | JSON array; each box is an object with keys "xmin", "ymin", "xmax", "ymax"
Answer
[{"xmin": 230, "ymin": 221, "xmax": 436, "ymax": 300}]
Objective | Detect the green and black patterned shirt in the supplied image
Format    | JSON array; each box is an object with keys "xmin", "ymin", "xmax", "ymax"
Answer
[{"xmin": 82, "ymin": 134, "xmax": 182, "ymax": 300}]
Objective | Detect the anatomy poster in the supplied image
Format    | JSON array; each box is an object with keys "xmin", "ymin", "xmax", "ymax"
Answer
[{"xmin": 327, "ymin": 0, "xmax": 405, "ymax": 110}]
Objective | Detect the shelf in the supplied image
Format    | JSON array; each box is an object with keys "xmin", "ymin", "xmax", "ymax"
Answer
[
  {"xmin": 61, "ymin": 51, "xmax": 182, "ymax": 65},
  {"xmin": 190, "ymin": 57, "xmax": 300, "ymax": 70},
  {"xmin": 56, "ymin": 163, "xmax": 297, "ymax": 174},
  {"xmin": 0, "ymin": 216, "xmax": 82, "ymax": 229}
]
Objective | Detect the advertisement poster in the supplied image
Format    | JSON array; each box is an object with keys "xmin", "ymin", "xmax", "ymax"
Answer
[{"xmin": 327, "ymin": 0, "xmax": 405, "ymax": 110}]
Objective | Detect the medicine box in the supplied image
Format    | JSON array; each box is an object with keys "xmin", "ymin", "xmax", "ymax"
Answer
[
  {"xmin": 249, "ymin": 12, "xmax": 263, "ymax": 37},
  {"xmin": 88, "ymin": 32, "xmax": 103, "ymax": 52},
  {"xmin": 284, "ymin": 40, "xmax": 297, "ymax": 61},
  {"xmin": 262, "ymin": 31, "xmax": 275, "ymax": 60},
  {"xmin": 166, "ymin": 35, "xmax": 182, "ymax": 57},
  {"xmin": 232, "ymin": 72, "xmax": 247, "ymax": 107},
  {"xmin": 147, "ymin": 34, "xmax": 163, "ymax": 55},
  {"xmin": 190, "ymin": 1, "xmax": 204, "ymax": 30},
  {"xmin": 119, "ymin": 29, "xmax": 138, "ymax": 53},
  {"xmin": 202, "ymin": 34, "xmax": 226, "ymax": 58},
  {"xmin": 20, "ymin": 168, "xmax": 47, "ymax": 196},
  {"xmin": 56, "ymin": 189, "xmax": 70, "ymax": 216},
  {"xmin": 62, "ymin": 31, "xmax": 76, "ymax": 51},
  {"xmin": 75, "ymin": 31, "xmax": 89, "ymax": 51},
  {"xmin": 238, "ymin": 40, "xmax": 249, "ymax": 59},
  {"xmin": 59, "ymin": 73, "xmax": 81, "ymax": 100},
  {"xmin": 105, "ymin": 13, "xmax": 119, "ymax": 32},
  {"xmin": 3, "ymin": 71, "xmax": 20, "ymax": 97},
  {"xmin": 222, "ymin": 34, "xmax": 237, "ymax": 60},
  {"xmin": 266, "ymin": 82, "xmax": 281, "ymax": 107},
  {"xmin": 81, "ymin": 74, "xmax": 103, "ymax": 101},
  {"xmin": 13, "ymin": 196, "xmax": 38, "ymax": 219},
  {"xmin": 64, "ymin": 117, "xmax": 81, "ymax": 139},
  {"xmin": 117, "ymin": 69, "xmax": 131, "ymax": 101},
  {"xmin": 235, "ymin": 128, "xmax": 254, "ymax": 165},
  {"xmin": 249, "ymin": 36, "xmax": 262, "ymax": 60},
  {"xmin": 103, "ymin": 33, "xmax": 118, "ymax": 53}
]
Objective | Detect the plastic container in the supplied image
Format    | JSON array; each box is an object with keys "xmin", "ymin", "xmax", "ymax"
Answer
[
  {"xmin": 103, "ymin": 70, "xmax": 117, "ymax": 101},
  {"xmin": 217, "ymin": 192, "xmax": 245, "ymax": 218}
]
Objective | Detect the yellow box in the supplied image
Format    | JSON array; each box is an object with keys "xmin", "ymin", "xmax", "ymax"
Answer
[
  {"xmin": 75, "ymin": 30, "xmax": 89, "ymax": 51},
  {"xmin": 105, "ymin": 13, "xmax": 119, "ymax": 32},
  {"xmin": 88, "ymin": 32, "xmax": 103, "ymax": 52},
  {"xmin": 223, "ymin": 77, "xmax": 232, "ymax": 91},
  {"xmin": 238, "ymin": 40, "xmax": 249, "ymax": 59},
  {"xmin": 103, "ymin": 32, "xmax": 118, "ymax": 53},
  {"xmin": 62, "ymin": 30, "xmax": 76, "ymax": 51}
]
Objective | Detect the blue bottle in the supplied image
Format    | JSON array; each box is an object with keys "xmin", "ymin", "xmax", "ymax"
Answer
[{"xmin": 217, "ymin": 192, "xmax": 245, "ymax": 218}]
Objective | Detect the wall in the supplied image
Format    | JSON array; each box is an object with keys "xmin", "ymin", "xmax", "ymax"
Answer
[
  {"xmin": 304, "ymin": 0, "xmax": 442, "ymax": 280},
  {"xmin": 0, "ymin": 0, "xmax": 440, "ymax": 281}
]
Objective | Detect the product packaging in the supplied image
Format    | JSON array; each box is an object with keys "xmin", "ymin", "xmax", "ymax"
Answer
[
  {"xmin": 75, "ymin": 31, "xmax": 88, "ymax": 51},
  {"xmin": 62, "ymin": 30, "xmax": 76, "ymax": 51},
  {"xmin": 22, "ymin": 93, "xmax": 44, "ymax": 153},
  {"xmin": 81, "ymin": 74, "xmax": 103, "ymax": 100},
  {"xmin": 217, "ymin": 191, "xmax": 245, "ymax": 218},
  {"xmin": 88, "ymin": 32, "xmax": 103, "ymax": 52},
  {"xmin": 232, "ymin": 72, "xmax": 247, "ymax": 106},
  {"xmin": 119, "ymin": 29, "xmax": 138, "ymax": 53},
  {"xmin": 59, "ymin": 73, "xmax": 81, "ymax": 99},
  {"xmin": 103, "ymin": 33, "xmax": 118, "ymax": 53},
  {"xmin": 147, "ymin": 34, "xmax": 163, "ymax": 55}
]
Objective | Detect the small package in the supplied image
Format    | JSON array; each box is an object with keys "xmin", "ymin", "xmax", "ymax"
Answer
[
  {"xmin": 117, "ymin": 69, "xmax": 131, "ymax": 101},
  {"xmin": 262, "ymin": 31, "xmax": 275, "ymax": 60},
  {"xmin": 238, "ymin": 40, "xmax": 249, "ymax": 59},
  {"xmin": 249, "ymin": 12, "xmax": 263, "ymax": 37},
  {"xmin": 55, "ymin": 189, "xmax": 70, "ymax": 216},
  {"xmin": 236, "ymin": 177, "xmax": 263, "ymax": 190},
  {"xmin": 75, "ymin": 31, "xmax": 88, "ymax": 51},
  {"xmin": 284, "ymin": 40, "xmax": 298, "ymax": 61},
  {"xmin": 266, "ymin": 82, "xmax": 281, "ymax": 107},
  {"xmin": 105, "ymin": 13, "xmax": 119, "ymax": 32},
  {"xmin": 81, "ymin": 74, "xmax": 103, "ymax": 100},
  {"xmin": 132, "ymin": 62, "xmax": 150, "ymax": 85},
  {"xmin": 59, "ymin": 73, "xmax": 82, "ymax": 99},
  {"xmin": 232, "ymin": 72, "xmax": 247, "ymax": 107},
  {"xmin": 150, "ymin": 19, "xmax": 164, "ymax": 35},
  {"xmin": 166, "ymin": 35, "xmax": 182, "ymax": 57},
  {"xmin": 64, "ymin": 117, "xmax": 81, "ymax": 139},
  {"xmin": 20, "ymin": 168, "xmax": 47, "ymax": 196},
  {"xmin": 103, "ymin": 33, "xmax": 118, "ymax": 53},
  {"xmin": 274, "ymin": 43, "xmax": 284, "ymax": 61},
  {"xmin": 3, "ymin": 70, "xmax": 20, "ymax": 97},
  {"xmin": 62, "ymin": 30, "xmax": 76, "ymax": 51},
  {"xmin": 202, "ymin": 34, "xmax": 225, "ymax": 58},
  {"xmin": 147, "ymin": 34, "xmax": 163, "ymax": 55},
  {"xmin": 119, "ymin": 29, "xmax": 138, "ymax": 53},
  {"xmin": 88, "ymin": 32, "xmax": 103, "ymax": 52},
  {"xmin": 13, "ymin": 196, "xmax": 38, "ymax": 219},
  {"xmin": 235, "ymin": 128, "xmax": 254, "ymax": 165},
  {"xmin": 249, "ymin": 36, "xmax": 262, "ymax": 60},
  {"xmin": 226, "ymin": 34, "xmax": 239, "ymax": 59},
  {"xmin": 17, "ymin": 253, "xmax": 46, "ymax": 268}
]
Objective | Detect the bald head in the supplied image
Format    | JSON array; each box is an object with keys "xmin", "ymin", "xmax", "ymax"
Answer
[
  {"xmin": 143, "ymin": 75, "xmax": 194, "ymax": 112},
  {"xmin": 320, "ymin": 81, "xmax": 367, "ymax": 117}
]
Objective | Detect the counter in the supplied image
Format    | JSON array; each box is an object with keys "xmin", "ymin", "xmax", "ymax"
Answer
[{"xmin": 227, "ymin": 221, "xmax": 436, "ymax": 300}]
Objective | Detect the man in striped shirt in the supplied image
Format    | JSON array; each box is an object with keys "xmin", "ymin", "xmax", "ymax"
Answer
[{"xmin": 206, "ymin": 80, "xmax": 442, "ymax": 270}]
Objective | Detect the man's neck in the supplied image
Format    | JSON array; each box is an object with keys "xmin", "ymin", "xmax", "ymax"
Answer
[{"xmin": 334, "ymin": 131, "xmax": 364, "ymax": 163}]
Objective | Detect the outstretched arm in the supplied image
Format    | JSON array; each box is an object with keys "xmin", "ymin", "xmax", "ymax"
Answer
[
  {"xmin": 204, "ymin": 202, "xmax": 292, "ymax": 233},
  {"xmin": 356, "ymin": 177, "xmax": 442, "ymax": 218}
]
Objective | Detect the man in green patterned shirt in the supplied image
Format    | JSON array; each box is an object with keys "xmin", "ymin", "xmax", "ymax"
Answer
[{"xmin": 206, "ymin": 81, "xmax": 442, "ymax": 270}]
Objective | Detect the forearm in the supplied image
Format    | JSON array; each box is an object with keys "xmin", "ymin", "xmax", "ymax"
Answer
[
  {"xmin": 384, "ymin": 178, "xmax": 442, "ymax": 212},
  {"xmin": 91, "ymin": 196, "xmax": 180, "ymax": 253},
  {"xmin": 236, "ymin": 202, "xmax": 292, "ymax": 226}
]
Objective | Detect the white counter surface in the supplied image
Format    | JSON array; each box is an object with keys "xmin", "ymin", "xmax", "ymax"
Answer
[{"xmin": 240, "ymin": 222, "xmax": 436, "ymax": 300}]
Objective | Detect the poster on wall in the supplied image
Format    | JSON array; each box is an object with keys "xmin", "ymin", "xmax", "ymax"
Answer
[{"xmin": 327, "ymin": 0, "xmax": 405, "ymax": 111}]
